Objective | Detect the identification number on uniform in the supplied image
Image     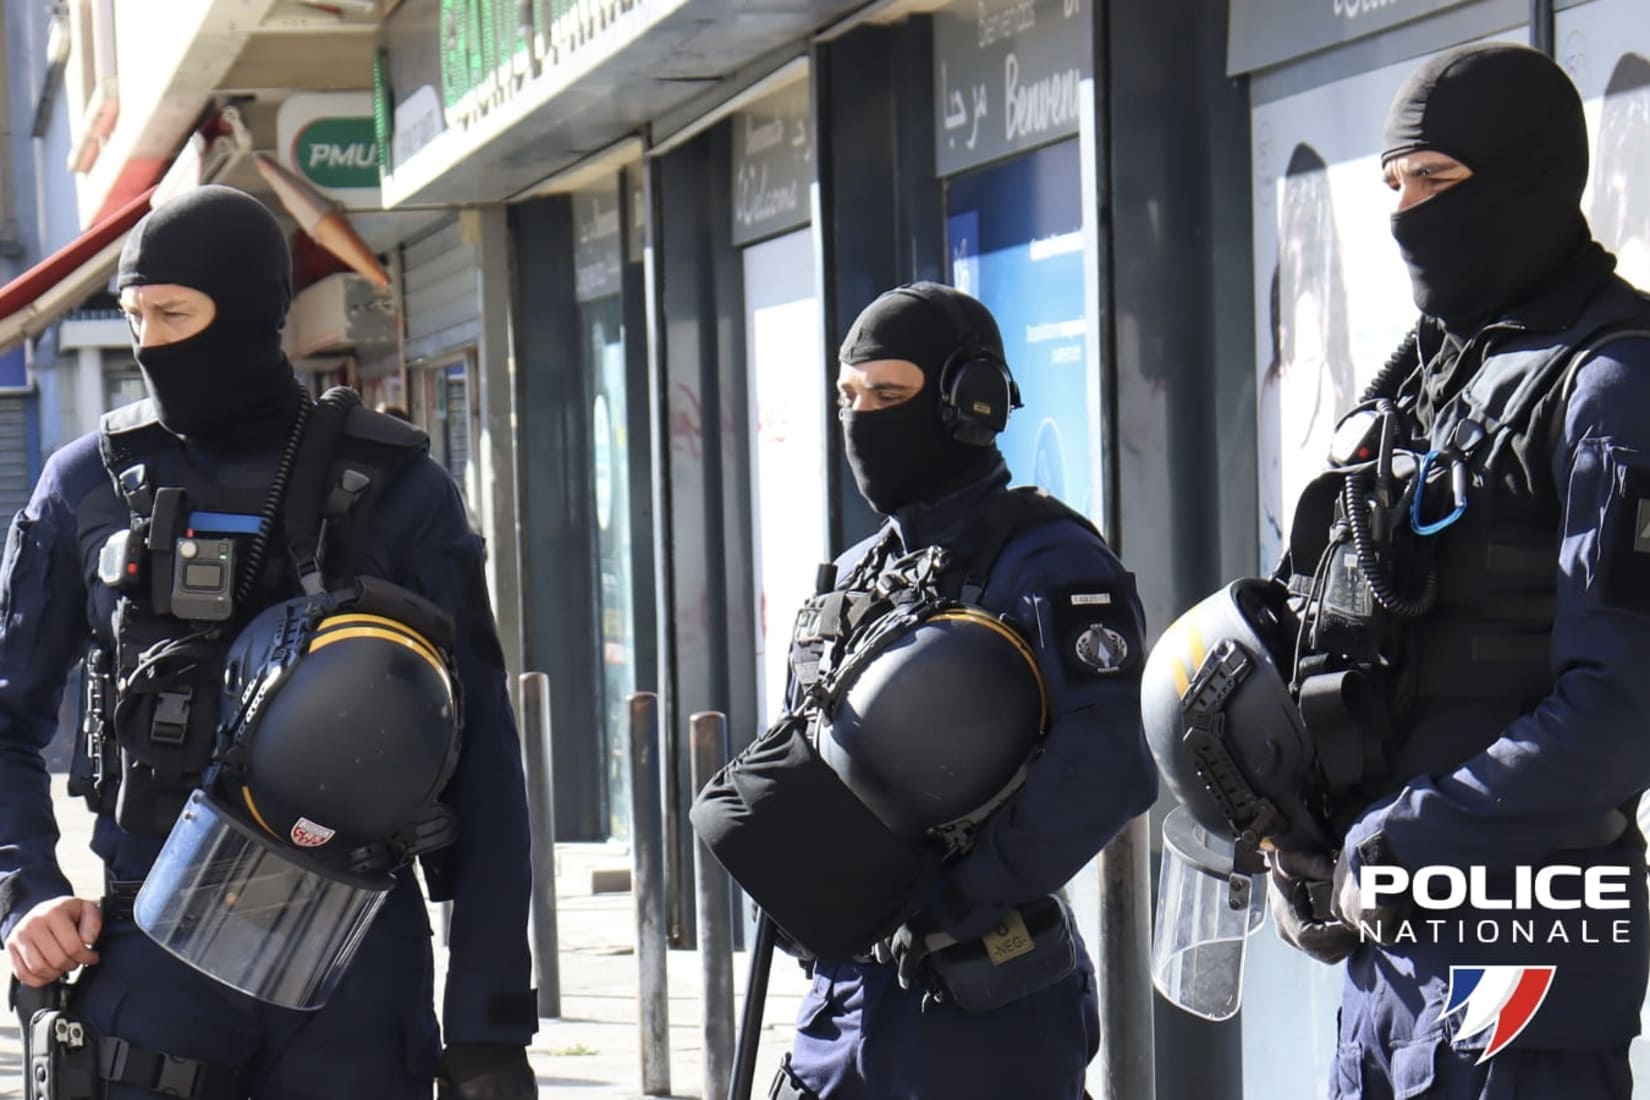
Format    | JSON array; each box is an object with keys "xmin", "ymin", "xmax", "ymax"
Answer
[{"xmin": 1048, "ymin": 580, "xmax": 1141, "ymax": 680}]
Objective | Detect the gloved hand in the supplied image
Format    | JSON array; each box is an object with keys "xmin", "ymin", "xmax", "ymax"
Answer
[
  {"xmin": 1331, "ymin": 840, "xmax": 1410, "ymax": 943},
  {"xmin": 1268, "ymin": 850, "xmax": 1359, "ymax": 965},
  {"xmin": 436, "ymin": 1043, "xmax": 535, "ymax": 1100},
  {"xmin": 872, "ymin": 916, "xmax": 946, "ymax": 1009}
]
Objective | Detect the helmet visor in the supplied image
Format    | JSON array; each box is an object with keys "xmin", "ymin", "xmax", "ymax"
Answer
[
  {"xmin": 1150, "ymin": 806, "xmax": 1266, "ymax": 1022},
  {"xmin": 134, "ymin": 791, "xmax": 391, "ymax": 1010}
]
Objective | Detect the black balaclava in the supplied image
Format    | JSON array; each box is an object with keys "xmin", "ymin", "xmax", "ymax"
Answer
[
  {"xmin": 839, "ymin": 282, "xmax": 1005, "ymax": 515},
  {"xmin": 1383, "ymin": 43, "xmax": 1593, "ymax": 333},
  {"xmin": 117, "ymin": 185, "xmax": 300, "ymax": 450}
]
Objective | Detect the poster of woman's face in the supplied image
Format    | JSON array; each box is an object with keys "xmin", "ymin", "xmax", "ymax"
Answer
[
  {"xmin": 1258, "ymin": 143, "xmax": 1357, "ymax": 567},
  {"xmin": 1251, "ymin": 58, "xmax": 1433, "ymax": 569},
  {"xmin": 1250, "ymin": 31, "xmax": 1531, "ymax": 571},
  {"xmin": 1559, "ymin": 0, "xmax": 1650, "ymax": 292}
]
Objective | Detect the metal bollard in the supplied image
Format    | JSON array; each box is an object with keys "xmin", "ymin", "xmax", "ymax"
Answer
[
  {"xmin": 690, "ymin": 712, "xmax": 736, "ymax": 1100},
  {"xmin": 629, "ymin": 692, "xmax": 671, "ymax": 1096},
  {"xmin": 518, "ymin": 672, "xmax": 561, "ymax": 1018},
  {"xmin": 1094, "ymin": 814, "xmax": 1156, "ymax": 1100}
]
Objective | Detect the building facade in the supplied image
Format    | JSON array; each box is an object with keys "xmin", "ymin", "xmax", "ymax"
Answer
[{"xmin": 6, "ymin": 0, "xmax": 1648, "ymax": 1094}]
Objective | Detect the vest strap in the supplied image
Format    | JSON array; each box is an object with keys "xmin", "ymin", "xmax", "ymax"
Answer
[
  {"xmin": 284, "ymin": 388, "xmax": 360, "ymax": 595},
  {"xmin": 97, "ymin": 1034, "xmax": 244, "ymax": 1100}
]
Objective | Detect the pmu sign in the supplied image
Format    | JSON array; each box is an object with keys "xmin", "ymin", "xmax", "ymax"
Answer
[{"xmin": 276, "ymin": 92, "xmax": 381, "ymax": 210}]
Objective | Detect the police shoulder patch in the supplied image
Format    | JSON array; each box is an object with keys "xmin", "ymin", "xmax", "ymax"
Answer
[
  {"xmin": 1604, "ymin": 464, "xmax": 1650, "ymax": 615},
  {"xmin": 1048, "ymin": 582, "xmax": 1141, "ymax": 680},
  {"xmin": 1073, "ymin": 622, "xmax": 1130, "ymax": 674}
]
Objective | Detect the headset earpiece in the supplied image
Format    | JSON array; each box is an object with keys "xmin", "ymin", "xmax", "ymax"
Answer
[{"xmin": 922, "ymin": 288, "xmax": 1020, "ymax": 447}]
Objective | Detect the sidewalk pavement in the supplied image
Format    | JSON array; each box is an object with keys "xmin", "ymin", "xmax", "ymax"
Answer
[{"xmin": 0, "ymin": 778, "xmax": 810, "ymax": 1099}]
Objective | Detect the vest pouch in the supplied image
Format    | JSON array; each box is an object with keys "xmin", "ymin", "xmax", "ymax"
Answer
[
  {"xmin": 926, "ymin": 894, "xmax": 1079, "ymax": 1012},
  {"xmin": 689, "ymin": 714, "xmax": 941, "ymax": 962},
  {"xmin": 110, "ymin": 606, "xmax": 227, "ymax": 837},
  {"xmin": 113, "ymin": 673, "xmax": 222, "ymax": 836}
]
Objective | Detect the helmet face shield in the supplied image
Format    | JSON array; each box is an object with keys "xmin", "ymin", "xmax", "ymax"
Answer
[
  {"xmin": 1151, "ymin": 806, "xmax": 1266, "ymax": 1022},
  {"xmin": 136, "ymin": 791, "xmax": 392, "ymax": 1011},
  {"xmin": 133, "ymin": 585, "xmax": 460, "ymax": 1010}
]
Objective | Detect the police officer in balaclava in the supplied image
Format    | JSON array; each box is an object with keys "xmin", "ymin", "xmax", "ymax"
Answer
[
  {"xmin": 1262, "ymin": 43, "xmax": 1650, "ymax": 1100},
  {"xmin": 836, "ymin": 286, "xmax": 1008, "ymax": 513},
  {"xmin": 765, "ymin": 282, "xmax": 1157, "ymax": 1100},
  {"xmin": 118, "ymin": 184, "xmax": 304, "ymax": 451},
  {"xmin": 0, "ymin": 185, "xmax": 539, "ymax": 1099}
]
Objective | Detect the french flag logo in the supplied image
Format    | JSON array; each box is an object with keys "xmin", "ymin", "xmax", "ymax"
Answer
[{"xmin": 1443, "ymin": 965, "xmax": 1557, "ymax": 1063}]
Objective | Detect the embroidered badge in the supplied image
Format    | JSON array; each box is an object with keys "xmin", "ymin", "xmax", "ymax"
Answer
[{"xmin": 1074, "ymin": 623, "xmax": 1129, "ymax": 674}]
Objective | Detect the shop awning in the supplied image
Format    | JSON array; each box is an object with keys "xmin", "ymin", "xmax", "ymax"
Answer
[
  {"xmin": 381, "ymin": 0, "xmax": 860, "ymax": 207},
  {"xmin": 0, "ymin": 185, "xmax": 156, "ymax": 355}
]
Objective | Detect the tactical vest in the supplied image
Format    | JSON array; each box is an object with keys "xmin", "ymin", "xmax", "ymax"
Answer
[
  {"xmin": 71, "ymin": 388, "xmax": 428, "ymax": 838},
  {"xmin": 789, "ymin": 487, "xmax": 1100, "ymax": 702},
  {"xmin": 692, "ymin": 486, "xmax": 1101, "ymax": 960},
  {"xmin": 1286, "ymin": 276, "xmax": 1650, "ymax": 821}
]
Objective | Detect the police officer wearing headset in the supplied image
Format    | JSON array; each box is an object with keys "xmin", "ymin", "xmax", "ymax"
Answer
[{"xmin": 764, "ymin": 283, "xmax": 1158, "ymax": 1099}]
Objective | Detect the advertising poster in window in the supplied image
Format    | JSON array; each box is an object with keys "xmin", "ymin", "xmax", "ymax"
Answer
[
  {"xmin": 587, "ymin": 303, "xmax": 635, "ymax": 838},
  {"xmin": 1558, "ymin": 0, "xmax": 1650, "ymax": 293},
  {"xmin": 744, "ymin": 229, "xmax": 828, "ymax": 730},
  {"xmin": 1248, "ymin": 31, "xmax": 1525, "ymax": 572},
  {"xmin": 945, "ymin": 139, "xmax": 1095, "ymax": 519}
]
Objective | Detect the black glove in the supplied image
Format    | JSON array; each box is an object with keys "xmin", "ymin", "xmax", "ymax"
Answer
[
  {"xmin": 1268, "ymin": 850, "xmax": 1359, "ymax": 966},
  {"xmin": 1330, "ymin": 837, "xmax": 1411, "ymax": 943},
  {"xmin": 872, "ymin": 916, "xmax": 946, "ymax": 1009},
  {"xmin": 436, "ymin": 1043, "xmax": 535, "ymax": 1100}
]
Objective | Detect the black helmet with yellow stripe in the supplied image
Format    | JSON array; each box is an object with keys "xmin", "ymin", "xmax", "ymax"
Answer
[
  {"xmin": 131, "ymin": 580, "xmax": 461, "ymax": 1011},
  {"xmin": 815, "ymin": 601, "xmax": 1048, "ymax": 842},
  {"xmin": 215, "ymin": 578, "xmax": 461, "ymax": 866}
]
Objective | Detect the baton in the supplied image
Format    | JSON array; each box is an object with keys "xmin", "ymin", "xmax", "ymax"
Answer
[{"xmin": 729, "ymin": 910, "xmax": 778, "ymax": 1100}]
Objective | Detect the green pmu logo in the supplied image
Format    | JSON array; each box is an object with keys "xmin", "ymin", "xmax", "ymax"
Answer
[{"xmin": 294, "ymin": 118, "xmax": 379, "ymax": 189}]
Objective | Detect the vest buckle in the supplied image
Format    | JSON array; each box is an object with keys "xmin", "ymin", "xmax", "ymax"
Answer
[{"xmin": 151, "ymin": 690, "xmax": 192, "ymax": 745}]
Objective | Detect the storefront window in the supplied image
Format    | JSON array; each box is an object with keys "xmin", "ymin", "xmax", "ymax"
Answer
[
  {"xmin": 945, "ymin": 139, "xmax": 1097, "ymax": 518},
  {"xmin": 585, "ymin": 297, "xmax": 635, "ymax": 838}
]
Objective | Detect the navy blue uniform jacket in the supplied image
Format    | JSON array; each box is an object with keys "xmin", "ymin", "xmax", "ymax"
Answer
[
  {"xmin": 1338, "ymin": 339, "xmax": 1650, "ymax": 1063},
  {"xmin": 0, "ymin": 424, "xmax": 535, "ymax": 1046}
]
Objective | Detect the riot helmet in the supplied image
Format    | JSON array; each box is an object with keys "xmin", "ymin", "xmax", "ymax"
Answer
[
  {"xmin": 1141, "ymin": 578, "xmax": 1329, "ymax": 852},
  {"xmin": 690, "ymin": 581, "xmax": 1049, "ymax": 961},
  {"xmin": 816, "ymin": 602, "xmax": 1047, "ymax": 842},
  {"xmin": 1140, "ymin": 578, "xmax": 1328, "ymax": 1021},
  {"xmin": 135, "ymin": 579, "xmax": 461, "ymax": 1010}
]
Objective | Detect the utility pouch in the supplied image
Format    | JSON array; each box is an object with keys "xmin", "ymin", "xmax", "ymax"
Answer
[
  {"xmin": 926, "ymin": 894, "xmax": 1078, "ymax": 1013},
  {"xmin": 27, "ymin": 1009, "xmax": 100, "ymax": 1100},
  {"xmin": 111, "ymin": 603, "xmax": 226, "ymax": 837}
]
